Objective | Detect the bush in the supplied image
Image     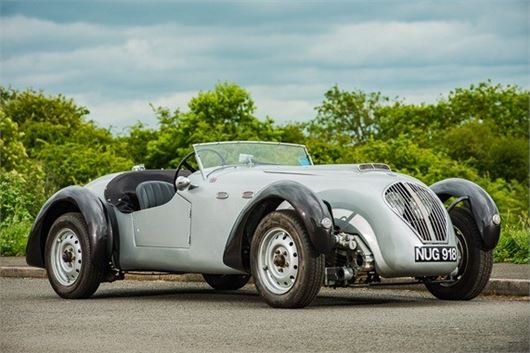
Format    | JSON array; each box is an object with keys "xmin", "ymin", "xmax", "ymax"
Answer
[
  {"xmin": 494, "ymin": 216, "xmax": 530, "ymax": 264},
  {"xmin": 0, "ymin": 170, "xmax": 46, "ymax": 256},
  {"xmin": 336, "ymin": 135, "xmax": 480, "ymax": 185},
  {"xmin": 0, "ymin": 219, "xmax": 32, "ymax": 256},
  {"xmin": 37, "ymin": 142, "xmax": 133, "ymax": 188},
  {"xmin": 0, "ymin": 170, "xmax": 46, "ymax": 221}
]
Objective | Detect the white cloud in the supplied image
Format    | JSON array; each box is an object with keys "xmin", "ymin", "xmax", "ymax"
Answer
[
  {"xmin": 1, "ymin": 9, "xmax": 527, "ymax": 129},
  {"xmin": 1, "ymin": 16, "xmax": 111, "ymax": 44},
  {"xmin": 306, "ymin": 21, "xmax": 524, "ymax": 66},
  {"xmin": 71, "ymin": 90, "xmax": 197, "ymax": 131},
  {"xmin": 247, "ymin": 84, "xmax": 326, "ymax": 123}
]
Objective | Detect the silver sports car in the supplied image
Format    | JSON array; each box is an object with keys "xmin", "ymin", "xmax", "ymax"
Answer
[{"xmin": 26, "ymin": 141, "xmax": 501, "ymax": 308}]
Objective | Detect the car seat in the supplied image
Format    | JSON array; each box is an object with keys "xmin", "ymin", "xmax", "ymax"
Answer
[{"xmin": 136, "ymin": 181, "xmax": 175, "ymax": 209}]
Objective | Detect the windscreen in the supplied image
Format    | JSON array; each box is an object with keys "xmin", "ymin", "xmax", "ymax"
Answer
[{"xmin": 194, "ymin": 142, "xmax": 312, "ymax": 169}]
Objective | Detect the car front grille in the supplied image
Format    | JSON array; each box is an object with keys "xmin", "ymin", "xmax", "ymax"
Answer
[{"xmin": 384, "ymin": 182, "xmax": 448, "ymax": 243}]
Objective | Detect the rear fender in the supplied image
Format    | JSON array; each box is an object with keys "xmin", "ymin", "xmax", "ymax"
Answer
[
  {"xmin": 430, "ymin": 178, "xmax": 501, "ymax": 250},
  {"xmin": 26, "ymin": 186, "xmax": 114, "ymax": 270}
]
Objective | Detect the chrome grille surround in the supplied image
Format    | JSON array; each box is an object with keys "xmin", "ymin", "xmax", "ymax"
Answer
[{"xmin": 384, "ymin": 182, "xmax": 449, "ymax": 244}]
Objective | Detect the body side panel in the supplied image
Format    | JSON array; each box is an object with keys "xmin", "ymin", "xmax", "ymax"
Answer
[
  {"xmin": 132, "ymin": 194, "xmax": 192, "ymax": 248},
  {"xmin": 117, "ymin": 171, "xmax": 255, "ymax": 273}
]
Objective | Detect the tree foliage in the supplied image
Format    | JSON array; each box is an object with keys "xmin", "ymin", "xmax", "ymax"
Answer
[
  {"xmin": 132, "ymin": 83, "xmax": 282, "ymax": 168},
  {"xmin": 0, "ymin": 81, "xmax": 527, "ymax": 261},
  {"xmin": 0, "ymin": 87, "xmax": 133, "ymax": 190},
  {"xmin": 309, "ymin": 86, "xmax": 385, "ymax": 145}
]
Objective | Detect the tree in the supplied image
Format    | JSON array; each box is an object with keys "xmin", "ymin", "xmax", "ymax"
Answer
[
  {"xmin": 441, "ymin": 120, "xmax": 529, "ymax": 183},
  {"xmin": 37, "ymin": 143, "xmax": 132, "ymax": 187},
  {"xmin": 0, "ymin": 112, "xmax": 31, "ymax": 172},
  {"xmin": 443, "ymin": 81, "xmax": 529, "ymax": 137},
  {"xmin": 377, "ymin": 102, "xmax": 446, "ymax": 145},
  {"xmin": 0, "ymin": 87, "xmax": 133, "ymax": 190},
  {"xmin": 0, "ymin": 110, "xmax": 47, "ymax": 256},
  {"xmin": 310, "ymin": 86, "xmax": 386, "ymax": 145},
  {"xmin": 0, "ymin": 88, "xmax": 89, "ymax": 153},
  {"xmin": 119, "ymin": 121, "xmax": 158, "ymax": 165},
  {"xmin": 144, "ymin": 82, "xmax": 283, "ymax": 168}
]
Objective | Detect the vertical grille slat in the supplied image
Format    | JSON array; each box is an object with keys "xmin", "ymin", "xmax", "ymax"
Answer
[
  {"xmin": 427, "ymin": 188, "xmax": 448, "ymax": 241},
  {"xmin": 384, "ymin": 182, "xmax": 449, "ymax": 244},
  {"xmin": 431, "ymin": 201, "xmax": 446, "ymax": 241},
  {"xmin": 413, "ymin": 185, "xmax": 444, "ymax": 241}
]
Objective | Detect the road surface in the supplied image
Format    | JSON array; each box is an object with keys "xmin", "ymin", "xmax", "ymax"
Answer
[{"xmin": 1, "ymin": 278, "xmax": 528, "ymax": 353}]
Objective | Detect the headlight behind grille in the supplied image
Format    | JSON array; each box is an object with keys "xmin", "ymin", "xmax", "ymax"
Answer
[{"xmin": 384, "ymin": 182, "xmax": 448, "ymax": 243}]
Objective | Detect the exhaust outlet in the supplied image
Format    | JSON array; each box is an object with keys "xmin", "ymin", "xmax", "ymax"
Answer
[{"xmin": 324, "ymin": 266, "xmax": 354, "ymax": 286}]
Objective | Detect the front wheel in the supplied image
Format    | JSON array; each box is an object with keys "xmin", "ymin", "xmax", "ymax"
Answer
[
  {"xmin": 425, "ymin": 207, "xmax": 493, "ymax": 300},
  {"xmin": 44, "ymin": 212, "xmax": 104, "ymax": 299},
  {"xmin": 251, "ymin": 210, "xmax": 324, "ymax": 308}
]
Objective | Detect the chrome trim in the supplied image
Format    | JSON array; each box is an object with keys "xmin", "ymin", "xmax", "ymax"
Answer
[
  {"xmin": 492, "ymin": 214, "xmax": 501, "ymax": 225},
  {"xmin": 193, "ymin": 140, "xmax": 307, "ymax": 148},
  {"xmin": 216, "ymin": 192, "xmax": 229, "ymax": 199},
  {"xmin": 242, "ymin": 191, "xmax": 254, "ymax": 199},
  {"xmin": 384, "ymin": 182, "xmax": 449, "ymax": 244},
  {"xmin": 358, "ymin": 163, "xmax": 391, "ymax": 171}
]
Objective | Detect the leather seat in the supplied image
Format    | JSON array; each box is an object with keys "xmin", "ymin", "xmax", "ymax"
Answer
[{"xmin": 136, "ymin": 181, "xmax": 175, "ymax": 210}]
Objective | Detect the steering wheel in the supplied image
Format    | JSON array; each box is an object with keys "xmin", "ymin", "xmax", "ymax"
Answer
[
  {"xmin": 174, "ymin": 149, "xmax": 227, "ymax": 190},
  {"xmin": 174, "ymin": 151, "xmax": 197, "ymax": 190}
]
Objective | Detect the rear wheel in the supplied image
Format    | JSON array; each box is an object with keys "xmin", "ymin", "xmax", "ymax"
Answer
[
  {"xmin": 45, "ymin": 212, "xmax": 104, "ymax": 299},
  {"xmin": 251, "ymin": 210, "xmax": 324, "ymax": 308},
  {"xmin": 203, "ymin": 274, "xmax": 250, "ymax": 290},
  {"xmin": 425, "ymin": 207, "xmax": 493, "ymax": 300}
]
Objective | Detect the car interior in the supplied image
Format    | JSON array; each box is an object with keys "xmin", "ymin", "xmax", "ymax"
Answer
[{"xmin": 104, "ymin": 169, "xmax": 189, "ymax": 213}]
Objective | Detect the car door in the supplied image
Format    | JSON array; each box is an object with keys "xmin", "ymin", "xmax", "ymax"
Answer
[{"xmin": 132, "ymin": 193, "xmax": 191, "ymax": 248}]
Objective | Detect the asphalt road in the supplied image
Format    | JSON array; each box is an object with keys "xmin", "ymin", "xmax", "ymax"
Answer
[{"xmin": 1, "ymin": 279, "xmax": 528, "ymax": 353}]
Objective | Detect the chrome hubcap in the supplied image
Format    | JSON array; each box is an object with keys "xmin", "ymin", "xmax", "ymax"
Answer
[
  {"xmin": 257, "ymin": 227, "xmax": 299, "ymax": 294},
  {"xmin": 50, "ymin": 228, "xmax": 82, "ymax": 286},
  {"xmin": 442, "ymin": 226, "xmax": 468, "ymax": 286}
]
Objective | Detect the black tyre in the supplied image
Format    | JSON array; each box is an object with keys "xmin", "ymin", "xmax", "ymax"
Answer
[
  {"xmin": 202, "ymin": 274, "xmax": 250, "ymax": 290},
  {"xmin": 250, "ymin": 210, "xmax": 324, "ymax": 308},
  {"xmin": 44, "ymin": 212, "xmax": 104, "ymax": 299},
  {"xmin": 425, "ymin": 207, "xmax": 493, "ymax": 300}
]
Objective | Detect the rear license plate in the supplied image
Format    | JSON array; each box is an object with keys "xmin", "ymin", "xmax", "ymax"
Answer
[{"xmin": 415, "ymin": 246, "xmax": 457, "ymax": 262}]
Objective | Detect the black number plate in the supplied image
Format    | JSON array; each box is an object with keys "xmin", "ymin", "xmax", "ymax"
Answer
[{"xmin": 414, "ymin": 246, "xmax": 457, "ymax": 262}]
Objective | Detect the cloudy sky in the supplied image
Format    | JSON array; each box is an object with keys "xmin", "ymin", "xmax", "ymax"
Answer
[{"xmin": 1, "ymin": 1, "xmax": 528, "ymax": 131}]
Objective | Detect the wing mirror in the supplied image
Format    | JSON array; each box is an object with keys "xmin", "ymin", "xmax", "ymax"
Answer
[{"xmin": 175, "ymin": 176, "xmax": 191, "ymax": 191}]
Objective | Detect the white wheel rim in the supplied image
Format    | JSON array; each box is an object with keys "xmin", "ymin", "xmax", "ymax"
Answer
[
  {"xmin": 442, "ymin": 226, "xmax": 468, "ymax": 287},
  {"xmin": 257, "ymin": 227, "xmax": 299, "ymax": 295},
  {"xmin": 50, "ymin": 228, "xmax": 82, "ymax": 287}
]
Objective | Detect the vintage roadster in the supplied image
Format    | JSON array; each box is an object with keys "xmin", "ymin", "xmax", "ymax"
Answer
[{"xmin": 26, "ymin": 141, "xmax": 501, "ymax": 308}]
